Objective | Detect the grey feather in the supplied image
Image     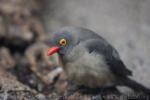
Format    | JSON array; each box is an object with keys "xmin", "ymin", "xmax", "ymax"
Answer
[
  {"xmin": 58, "ymin": 27, "xmax": 132, "ymax": 77},
  {"xmin": 50, "ymin": 27, "xmax": 150, "ymax": 93},
  {"xmin": 83, "ymin": 39, "xmax": 132, "ymax": 77}
]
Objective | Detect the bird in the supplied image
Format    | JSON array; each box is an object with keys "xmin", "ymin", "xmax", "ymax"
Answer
[{"xmin": 47, "ymin": 27, "xmax": 150, "ymax": 94}]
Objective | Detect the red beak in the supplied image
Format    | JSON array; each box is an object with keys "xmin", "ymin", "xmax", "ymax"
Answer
[{"xmin": 47, "ymin": 46, "xmax": 60, "ymax": 56}]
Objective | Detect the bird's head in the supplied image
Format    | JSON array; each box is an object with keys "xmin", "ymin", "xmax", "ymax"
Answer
[
  {"xmin": 47, "ymin": 27, "xmax": 100, "ymax": 57},
  {"xmin": 47, "ymin": 29, "xmax": 79, "ymax": 57}
]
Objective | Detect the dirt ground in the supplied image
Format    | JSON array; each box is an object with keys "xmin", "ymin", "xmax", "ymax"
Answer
[{"xmin": 0, "ymin": 0, "xmax": 149, "ymax": 100}]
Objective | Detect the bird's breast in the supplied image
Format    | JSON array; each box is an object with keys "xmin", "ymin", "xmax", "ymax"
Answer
[{"xmin": 63, "ymin": 49, "xmax": 117, "ymax": 88}]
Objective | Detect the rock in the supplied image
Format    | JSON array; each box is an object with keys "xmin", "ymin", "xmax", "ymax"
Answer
[
  {"xmin": 43, "ymin": 67, "xmax": 63, "ymax": 84},
  {"xmin": 0, "ymin": 0, "xmax": 41, "ymax": 15},
  {"xmin": 25, "ymin": 42, "xmax": 59, "ymax": 84},
  {"xmin": 0, "ymin": 47, "xmax": 16, "ymax": 70},
  {"xmin": 0, "ymin": 16, "xmax": 6, "ymax": 37},
  {"xmin": 0, "ymin": 0, "xmax": 45, "ymax": 47},
  {"xmin": 54, "ymin": 72, "xmax": 68, "ymax": 94},
  {"xmin": 14, "ymin": 53, "xmax": 45, "ymax": 92},
  {"xmin": 36, "ymin": 93, "xmax": 48, "ymax": 100},
  {"xmin": 0, "ymin": 68, "xmax": 39, "ymax": 100}
]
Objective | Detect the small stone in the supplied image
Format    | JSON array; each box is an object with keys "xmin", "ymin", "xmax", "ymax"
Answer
[{"xmin": 0, "ymin": 47, "xmax": 16, "ymax": 70}]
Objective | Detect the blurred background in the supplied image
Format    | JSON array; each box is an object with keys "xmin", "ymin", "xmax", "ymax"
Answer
[{"xmin": 0, "ymin": 0, "xmax": 150, "ymax": 99}]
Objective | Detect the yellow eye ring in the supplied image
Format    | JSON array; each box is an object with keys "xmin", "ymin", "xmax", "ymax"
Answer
[{"xmin": 59, "ymin": 38, "xmax": 67, "ymax": 46}]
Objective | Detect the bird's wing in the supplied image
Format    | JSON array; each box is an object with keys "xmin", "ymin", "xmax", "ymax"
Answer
[{"xmin": 83, "ymin": 38, "xmax": 132, "ymax": 77}]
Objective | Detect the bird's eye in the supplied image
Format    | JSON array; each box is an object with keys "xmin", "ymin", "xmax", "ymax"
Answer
[{"xmin": 59, "ymin": 38, "xmax": 67, "ymax": 46}]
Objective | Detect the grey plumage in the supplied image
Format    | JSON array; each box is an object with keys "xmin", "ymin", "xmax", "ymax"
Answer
[
  {"xmin": 48, "ymin": 27, "xmax": 150, "ymax": 94},
  {"xmin": 54, "ymin": 27, "xmax": 132, "ymax": 77}
]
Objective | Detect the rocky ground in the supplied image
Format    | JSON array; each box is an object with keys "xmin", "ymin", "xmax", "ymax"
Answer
[{"xmin": 0, "ymin": 0, "xmax": 149, "ymax": 100}]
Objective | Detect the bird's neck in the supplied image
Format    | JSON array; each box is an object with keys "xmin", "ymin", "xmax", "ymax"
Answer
[{"xmin": 59, "ymin": 45, "xmax": 86, "ymax": 64}]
